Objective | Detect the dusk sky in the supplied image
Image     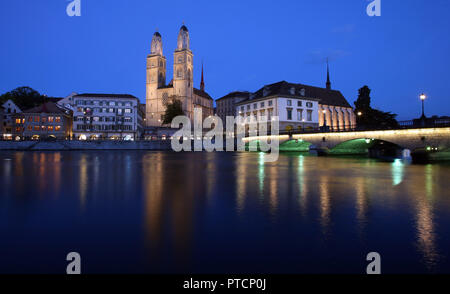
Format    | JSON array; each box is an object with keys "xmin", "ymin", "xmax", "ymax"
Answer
[{"xmin": 1, "ymin": 0, "xmax": 449, "ymax": 120}]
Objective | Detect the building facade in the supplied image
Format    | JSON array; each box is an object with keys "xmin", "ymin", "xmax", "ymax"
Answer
[
  {"xmin": 72, "ymin": 94, "xmax": 143, "ymax": 140},
  {"xmin": 13, "ymin": 102, "xmax": 73, "ymax": 140},
  {"xmin": 233, "ymin": 64, "xmax": 356, "ymax": 133},
  {"xmin": 57, "ymin": 92, "xmax": 78, "ymax": 111},
  {"xmin": 236, "ymin": 82, "xmax": 320, "ymax": 132},
  {"xmin": 146, "ymin": 25, "xmax": 214, "ymax": 127},
  {"xmin": 216, "ymin": 91, "xmax": 250, "ymax": 123},
  {"xmin": 2, "ymin": 99, "xmax": 22, "ymax": 140}
]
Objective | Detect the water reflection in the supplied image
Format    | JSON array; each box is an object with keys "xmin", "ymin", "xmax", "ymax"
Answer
[
  {"xmin": 391, "ymin": 159, "xmax": 405, "ymax": 186},
  {"xmin": 0, "ymin": 151, "xmax": 449, "ymax": 273}
]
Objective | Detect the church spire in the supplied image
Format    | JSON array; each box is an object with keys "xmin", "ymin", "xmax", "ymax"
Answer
[
  {"xmin": 200, "ymin": 62, "xmax": 205, "ymax": 91},
  {"xmin": 326, "ymin": 58, "xmax": 331, "ymax": 90}
]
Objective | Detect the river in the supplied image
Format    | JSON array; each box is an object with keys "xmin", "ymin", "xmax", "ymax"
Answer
[{"xmin": 0, "ymin": 151, "xmax": 449, "ymax": 273}]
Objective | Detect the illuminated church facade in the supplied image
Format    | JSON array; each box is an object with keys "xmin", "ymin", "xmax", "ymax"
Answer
[{"xmin": 145, "ymin": 25, "xmax": 214, "ymax": 127}]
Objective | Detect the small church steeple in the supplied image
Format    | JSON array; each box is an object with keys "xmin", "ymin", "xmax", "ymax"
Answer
[
  {"xmin": 326, "ymin": 58, "xmax": 331, "ymax": 90},
  {"xmin": 200, "ymin": 62, "xmax": 205, "ymax": 92}
]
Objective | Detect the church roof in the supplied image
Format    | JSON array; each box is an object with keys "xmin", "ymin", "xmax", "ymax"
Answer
[
  {"xmin": 236, "ymin": 81, "xmax": 352, "ymax": 108},
  {"xmin": 194, "ymin": 88, "xmax": 213, "ymax": 100}
]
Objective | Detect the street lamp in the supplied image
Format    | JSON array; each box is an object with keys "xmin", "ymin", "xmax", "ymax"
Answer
[
  {"xmin": 420, "ymin": 93, "xmax": 427, "ymax": 119},
  {"xmin": 357, "ymin": 111, "xmax": 362, "ymax": 117}
]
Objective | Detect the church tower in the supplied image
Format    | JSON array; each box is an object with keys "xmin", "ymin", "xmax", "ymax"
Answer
[
  {"xmin": 326, "ymin": 58, "xmax": 331, "ymax": 90},
  {"xmin": 173, "ymin": 25, "xmax": 194, "ymax": 121},
  {"xmin": 146, "ymin": 31, "xmax": 167, "ymax": 126}
]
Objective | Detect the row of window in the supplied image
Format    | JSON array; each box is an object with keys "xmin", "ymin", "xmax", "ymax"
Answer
[
  {"xmin": 239, "ymin": 99, "xmax": 314, "ymax": 112},
  {"xmin": 76, "ymin": 107, "xmax": 133, "ymax": 114},
  {"xmin": 15, "ymin": 116, "xmax": 61, "ymax": 124},
  {"xmin": 286, "ymin": 109, "xmax": 313, "ymax": 121},
  {"xmin": 75, "ymin": 100, "xmax": 133, "ymax": 107},
  {"xmin": 75, "ymin": 125, "xmax": 134, "ymax": 131},
  {"xmin": 17, "ymin": 125, "xmax": 62, "ymax": 132},
  {"xmin": 75, "ymin": 116, "xmax": 133, "ymax": 123}
]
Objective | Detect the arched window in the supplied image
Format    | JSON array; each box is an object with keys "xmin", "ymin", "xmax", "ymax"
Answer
[{"xmin": 177, "ymin": 68, "xmax": 182, "ymax": 78}]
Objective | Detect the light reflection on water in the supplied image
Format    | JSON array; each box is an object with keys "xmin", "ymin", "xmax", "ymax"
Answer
[{"xmin": 0, "ymin": 151, "xmax": 449, "ymax": 273}]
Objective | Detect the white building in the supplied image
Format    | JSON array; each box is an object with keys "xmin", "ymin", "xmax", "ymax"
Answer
[
  {"xmin": 2, "ymin": 99, "xmax": 22, "ymax": 139},
  {"xmin": 72, "ymin": 94, "xmax": 144, "ymax": 140},
  {"xmin": 57, "ymin": 92, "xmax": 78, "ymax": 111},
  {"xmin": 235, "ymin": 80, "xmax": 355, "ymax": 133},
  {"xmin": 236, "ymin": 82, "xmax": 320, "ymax": 132}
]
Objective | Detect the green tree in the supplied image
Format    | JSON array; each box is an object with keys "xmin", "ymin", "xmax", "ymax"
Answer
[
  {"xmin": 162, "ymin": 97, "xmax": 184, "ymax": 125},
  {"xmin": 354, "ymin": 85, "xmax": 398, "ymax": 129},
  {"xmin": 0, "ymin": 86, "xmax": 45, "ymax": 110}
]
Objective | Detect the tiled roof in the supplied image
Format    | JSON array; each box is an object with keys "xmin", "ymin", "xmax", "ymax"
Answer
[
  {"xmin": 22, "ymin": 102, "xmax": 70, "ymax": 114},
  {"xmin": 216, "ymin": 91, "xmax": 251, "ymax": 101},
  {"xmin": 237, "ymin": 81, "xmax": 352, "ymax": 108}
]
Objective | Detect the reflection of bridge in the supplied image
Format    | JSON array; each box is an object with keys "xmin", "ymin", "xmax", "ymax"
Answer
[{"xmin": 243, "ymin": 126, "xmax": 450, "ymax": 161}]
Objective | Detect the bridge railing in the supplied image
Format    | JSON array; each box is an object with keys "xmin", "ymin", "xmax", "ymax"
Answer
[{"xmin": 264, "ymin": 120, "xmax": 450, "ymax": 137}]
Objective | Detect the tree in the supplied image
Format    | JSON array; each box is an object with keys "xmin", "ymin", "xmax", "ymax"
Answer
[
  {"xmin": 162, "ymin": 97, "xmax": 184, "ymax": 125},
  {"xmin": 354, "ymin": 85, "xmax": 399, "ymax": 129},
  {"xmin": 0, "ymin": 86, "xmax": 45, "ymax": 110}
]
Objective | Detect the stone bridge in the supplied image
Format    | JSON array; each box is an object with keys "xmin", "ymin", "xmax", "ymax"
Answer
[{"xmin": 242, "ymin": 127, "xmax": 450, "ymax": 160}]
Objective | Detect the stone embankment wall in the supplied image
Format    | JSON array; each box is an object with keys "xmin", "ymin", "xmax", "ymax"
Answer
[{"xmin": 0, "ymin": 140, "xmax": 172, "ymax": 151}]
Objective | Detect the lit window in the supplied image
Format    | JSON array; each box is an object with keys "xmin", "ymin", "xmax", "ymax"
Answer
[
  {"xmin": 55, "ymin": 117, "xmax": 61, "ymax": 123},
  {"xmin": 297, "ymin": 109, "xmax": 303, "ymax": 121},
  {"xmin": 48, "ymin": 126, "xmax": 54, "ymax": 131},
  {"xmin": 55, "ymin": 126, "xmax": 61, "ymax": 131},
  {"xmin": 48, "ymin": 116, "xmax": 54, "ymax": 122},
  {"xmin": 307, "ymin": 110, "xmax": 312, "ymax": 121}
]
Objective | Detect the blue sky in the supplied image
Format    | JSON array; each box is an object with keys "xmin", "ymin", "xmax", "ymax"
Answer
[{"xmin": 1, "ymin": 0, "xmax": 449, "ymax": 120}]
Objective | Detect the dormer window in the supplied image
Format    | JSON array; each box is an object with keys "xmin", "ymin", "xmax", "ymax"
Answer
[
  {"xmin": 300, "ymin": 88, "xmax": 306, "ymax": 96},
  {"xmin": 290, "ymin": 87, "xmax": 295, "ymax": 95}
]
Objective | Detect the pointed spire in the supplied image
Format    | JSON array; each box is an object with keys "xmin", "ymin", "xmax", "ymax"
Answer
[
  {"xmin": 326, "ymin": 58, "xmax": 331, "ymax": 90},
  {"xmin": 200, "ymin": 62, "xmax": 205, "ymax": 92}
]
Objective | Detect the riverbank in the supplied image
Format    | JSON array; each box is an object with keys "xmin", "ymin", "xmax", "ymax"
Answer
[{"xmin": 0, "ymin": 140, "xmax": 172, "ymax": 151}]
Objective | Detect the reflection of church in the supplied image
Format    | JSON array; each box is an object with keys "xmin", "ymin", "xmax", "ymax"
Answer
[{"xmin": 146, "ymin": 25, "xmax": 214, "ymax": 127}]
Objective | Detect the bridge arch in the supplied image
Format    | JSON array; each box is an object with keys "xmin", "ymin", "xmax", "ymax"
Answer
[
  {"xmin": 328, "ymin": 138, "xmax": 404, "ymax": 157},
  {"xmin": 279, "ymin": 139, "xmax": 313, "ymax": 152}
]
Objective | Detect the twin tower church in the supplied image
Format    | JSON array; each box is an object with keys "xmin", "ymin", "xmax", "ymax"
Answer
[{"xmin": 145, "ymin": 25, "xmax": 214, "ymax": 127}]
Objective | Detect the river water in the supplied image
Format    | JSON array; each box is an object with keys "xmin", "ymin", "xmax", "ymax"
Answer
[{"xmin": 0, "ymin": 151, "xmax": 449, "ymax": 273}]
